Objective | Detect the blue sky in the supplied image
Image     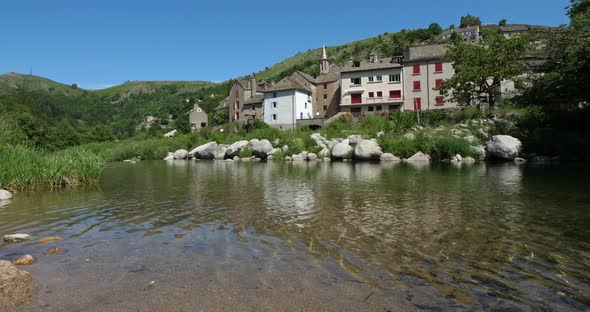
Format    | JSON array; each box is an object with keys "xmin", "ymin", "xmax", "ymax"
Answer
[{"xmin": 0, "ymin": 0, "xmax": 570, "ymax": 89}]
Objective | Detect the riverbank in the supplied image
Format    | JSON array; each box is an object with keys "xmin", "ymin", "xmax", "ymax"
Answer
[{"xmin": 0, "ymin": 146, "xmax": 105, "ymax": 192}]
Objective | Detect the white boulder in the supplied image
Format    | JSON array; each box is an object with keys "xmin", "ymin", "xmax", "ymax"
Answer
[
  {"xmin": 404, "ymin": 152, "xmax": 431, "ymax": 163},
  {"xmin": 331, "ymin": 142, "xmax": 353, "ymax": 160},
  {"xmin": 3, "ymin": 234, "xmax": 31, "ymax": 243},
  {"xmin": 163, "ymin": 152, "xmax": 174, "ymax": 161},
  {"xmin": 225, "ymin": 140, "xmax": 249, "ymax": 158},
  {"xmin": 486, "ymin": 135, "xmax": 522, "ymax": 161},
  {"xmin": 0, "ymin": 189, "xmax": 13, "ymax": 200},
  {"xmin": 347, "ymin": 135, "xmax": 363, "ymax": 145},
  {"xmin": 190, "ymin": 142, "xmax": 218, "ymax": 159},
  {"xmin": 251, "ymin": 139, "xmax": 273, "ymax": 159},
  {"xmin": 380, "ymin": 153, "xmax": 400, "ymax": 161},
  {"xmin": 354, "ymin": 139, "xmax": 383, "ymax": 161},
  {"xmin": 308, "ymin": 153, "xmax": 318, "ymax": 161},
  {"xmin": 173, "ymin": 149, "xmax": 189, "ymax": 160}
]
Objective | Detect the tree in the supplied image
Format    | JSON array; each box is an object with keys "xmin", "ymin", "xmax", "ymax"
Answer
[
  {"xmin": 428, "ymin": 23, "xmax": 443, "ymax": 36},
  {"xmin": 499, "ymin": 19, "xmax": 507, "ymax": 26},
  {"xmin": 440, "ymin": 29, "xmax": 531, "ymax": 110},
  {"xmin": 460, "ymin": 14, "xmax": 481, "ymax": 28},
  {"xmin": 212, "ymin": 108, "xmax": 229, "ymax": 126},
  {"xmin": 175, "ymin": 113, "xmax": 191, "ymax": 134}
]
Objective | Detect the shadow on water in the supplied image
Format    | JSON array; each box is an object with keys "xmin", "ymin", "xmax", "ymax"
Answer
[{"xmin": 0, "ymin": 160, "xmax": 589, "ymax": 311}]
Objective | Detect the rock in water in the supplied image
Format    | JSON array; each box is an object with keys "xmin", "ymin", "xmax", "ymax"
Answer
[
  {"xmin": 163, "ymin": 152, "xmax": 174, "ymax": 161},
  {"xmin": 14, "ymin": 255, "xmax": 34, "ymax": 266},
  {"xmin": 225, "ymin": 140, "xmax": 249, "ymax": 158},
  {"xmin": 0, "ymin": 189, "xmax": 13, "ymax": 200},
  {"xmin": 190, "ymin": 142, "xmax": 218, "ymax": 159},
  {"xmin": 3, "ymin": 234, "xmax": 31, "ymax": 243},
  {"xmin": 486, "ymin": 135, "xmax": 522, "ymax": 161},
  {"xmin": 0, "ymin": 260, "xmax": 33, "ymax": 308},
  {"xmin": 251, "ymin": 139, "xmax": 273, "ymax": 159},
  {"xmin": 212, "ymin": 146, "xmax": 227, "ymax": 160},
  {"xmin": 380, "ymin": 153, "xmax": 400, "ymax": 162},
  {"xmin": 37, "ymin": 236, "xmax": 63, "ymax": 243},
  {"xmin": 47, "ymin": 247, "xmax": 63, "ymax": 254},
  {"xmin": 173, "ymin": 149, "xmax": 189, "ymax": 160},
  {"xmin": 404, "ymin": 152, "xmax": 431, "ymax": 162},
  {"xmin": 331, "ymin": 142, "xmax": 353, "ymax": 160},
  {"xmin": 470, "ymin": 145, "xmax": 486, "ymax": 161},
  {"xmin": 354, "ymin": 139, "xmax": 383, "ymax": 161},
  {"xmin": 307, "ymin": 153, "xmax": 318, "ymax": 161}
]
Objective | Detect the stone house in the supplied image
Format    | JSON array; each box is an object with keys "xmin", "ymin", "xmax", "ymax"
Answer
[
  {"xmin": 500, "ymin": 25, "xmax": 530, "ymax": 38},
  {"xmin": 227, "ymin": 77, "xmax": 268, "ymax": 125},
  {"xmin": 339, "ymin": 53, "xmax": 405, "ymax": 117},
  {"xmin": 441, "ymin": 25, "xmax": 480, "ymax": 42},
  {"xmin": 187, "ymin": 104, "xmax": 208, "ymax": 132},
  {"xmin": 401, "ymin": 45, "xmax": 459, "ymax": 111},
  {"xmin": 314, "ymin": 46, "xmax": 341, "ymax": 118}
]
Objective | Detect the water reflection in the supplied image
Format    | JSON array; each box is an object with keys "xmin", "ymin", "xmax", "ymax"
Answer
[{"xmin": 0, "ymin": 161, "xmax": 588, "ymax": 311}]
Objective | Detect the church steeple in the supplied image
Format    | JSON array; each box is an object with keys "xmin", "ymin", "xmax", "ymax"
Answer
[{"xmin": 320, "ymin": 45, "xmax": 330, "ymax": 75}]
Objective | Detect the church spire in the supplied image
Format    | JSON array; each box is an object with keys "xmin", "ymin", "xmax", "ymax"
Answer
[{"xmin": 320, "ymin": 45, "xmax": 330, "ymax": 75}]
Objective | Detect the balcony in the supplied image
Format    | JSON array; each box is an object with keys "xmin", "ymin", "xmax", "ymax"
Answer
[{"xmin": 340, "ymin": 96, "xmax": 405, "ymax": 106}]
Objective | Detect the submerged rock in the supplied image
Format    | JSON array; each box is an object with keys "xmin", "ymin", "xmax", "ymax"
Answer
[
  {"xmin": 37, "ymin": 236, "xmax": 63, "ymax": 243},
  {"xmin": 486, "ymin": 135, "xmax": 522, "ymax": 161},
  {"xmin": 462, "ymin": 157, "xmax": 476, "ymax": 164},
  {"xmin": 3, "ymin": 234, "xmax": 31, "ymax": 243},
  {"xmin": 163, "ymin": 152, "xmax": 174, "ymax": 161},
  {"xmin": 0, "ymin": 189, "xmax": 13, "ymax": 200},
  {"xmin": 0, "ymin": 260, "xmax": 32, "ymax": 308},
  {"xmin": 47, "ymin": 247, "xmax": 63, "ymax": 254},
  {"xmin": 354, "ymin": 139, "xmax": 383, "ymax": 161},
  {"xmin": 14, "ymin": 255, "xmax": 34, "ymax": 266}
]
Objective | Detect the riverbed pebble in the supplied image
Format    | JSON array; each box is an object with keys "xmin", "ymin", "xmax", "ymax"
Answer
[
  {"xmin": 14, "ymin": 255, "xmax": 34, "ymax": 266},
  {"xmin": 0, "ymin": 260, "xmax": 32, "ymax": 308},
  {"xmin": 3, "ymin": 234, "xmax": 31, "ymax": 243}
]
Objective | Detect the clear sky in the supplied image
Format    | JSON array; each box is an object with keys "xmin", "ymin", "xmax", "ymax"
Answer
[{"xmin": 0, "ymin": 0, "xmax": 570, "ymax": 89}]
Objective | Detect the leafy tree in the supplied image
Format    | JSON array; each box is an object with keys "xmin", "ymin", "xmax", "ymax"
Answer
[
  {"xmin": 428, "ymin": 23, "xmax": 443, "ymax": 36},
  {"xmin": 212, "ymin": 108, "xmax": 229, "ymax": 126},
  {"xmin": 86, "ymin": 125, "xmax": 115, "ymax": 142},
  {"xmin": 175, "ymin": 113, "xmax": 191, "ymax": 134},
  {"xmin": 440, "ymin": 29, "xmax": 531, "ymax": 110},
  {"xmin": 499, "ymin": 19, "xmax": 507, "ymax": 26},
  {"xmin": 460, "ymin": 14, "xmax": 481, "ymax": 28}
]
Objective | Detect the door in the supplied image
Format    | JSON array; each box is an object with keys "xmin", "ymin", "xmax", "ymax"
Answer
[{"xmin": 351, "ymin": 93, "xmax": 362, "ymax": 104}]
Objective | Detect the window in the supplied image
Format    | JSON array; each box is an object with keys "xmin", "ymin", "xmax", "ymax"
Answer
[
  {"xmin": 272, "ymin": 102, "xmax": 277, "ymax": 108},
  {"xmin": 435, "ymin": 96, "xmax": 445, "ymax": 105},
  {"xmin": 273, "ymin": 92, "xmax": 277, "ymax": 98},
  {"xmin": 304, "ymin": 102, "xmax": 307, "ymax": 109},
  {"xmin": 376, "ymin": 105, "xmax": 382, "ymax": 111},
  {"xmin": 389, "ymin": 74, "xmax": 401, "ymax": 83},
  {"xmin": 413, "ymin": 65, "xmax": 421, "ymax": 75},
  {"xmin": 435, "ymin": 79, "xmax": 443, "ymax": 89},
  {"xmin": 413, "ymin": 98, "xmax": 422, "ymax": 111},
  {"xmin": 389, "ymin": 90, "xmax": 401, "ymax": 99},
  {"xmin": 272, "ymin": 114, "xmax": 277, "ymax": 120},
  {"xmin": 368, "ymin": 76, "xmax": 374, "ymax": 82},
  {"xmin": 234, "ymin": 90, "xmax": 239, "ymax": 97},
  {"xmin": 324, "ymin": 83, "xmax": 327, "ymax": 89},
  {"xmin": 351, "ymin": 93, "xmax": 362, "ymax": 104},
  {"xmin": 323, "ymin": 94, "xmax": 328, "ymax": 99},
  {"xmin": 413, "ymin": 81, "xmax": 421, "ymax": 91},
  {"xmin": 389, "ymin": 105, "xmax": 397, "ymax": 110},
  {"xmin": 435, "ymin": 63, "xmax": 443, "ymax": 72},
  {"xmin": 368, "ymin": 106, "xmax": 374, "ymax": 112},
  {"xmin": 351, "ymin": 78, "xmax": 361, "ymax": 86},
  {"xmin": 376, "ymin": 75, "xmax": 382, "ymax": 82},
  {"xmin": 323, "ymin": 105, "xmax": 328, "ymax": 110},
  {"xmin": 376, "ymin": 91, "xmax": 383, "ymax": 98},
  {"xmin": 368, "ymin": 92, "xmax": 374, "ymax": 98}
]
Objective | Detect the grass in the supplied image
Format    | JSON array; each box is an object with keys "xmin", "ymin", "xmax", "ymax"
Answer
[{"xmin": 0, "ymin": 145, "xmax": 106, "ymax": 191}]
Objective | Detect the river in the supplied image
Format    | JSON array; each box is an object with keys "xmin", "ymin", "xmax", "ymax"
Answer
[{"xmin": 1, "ymin": 161, "xmax": 589, "ymax": 311}]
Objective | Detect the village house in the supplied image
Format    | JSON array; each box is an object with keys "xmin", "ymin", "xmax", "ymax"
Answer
[
  {"xmin": 262, "ymin": 71, "xmax": 315, "ymax": 130},
  {"xmin": 401, "ymin": 44, "xmax": 458, "ymax": 111},
  {"xmin": 187, "ymin": 103, "xmax": 208, "ymax": 132},
  {"xmin": 227, "ymin": 77, "xmax": 268, "ymax": 125},
  {"xmin": 499, "ymin": 25, "xmax": 530, "ymax": 38},
  {"xmin": 339, "ymin": 53, "xmax": 405, "ymax": 117},
  {"xmin": 440, "ymin": 25, "xmax": 480, "ymax": 42}
]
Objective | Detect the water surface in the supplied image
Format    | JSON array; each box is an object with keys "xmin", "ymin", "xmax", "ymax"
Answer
[{"xmin": 0, "ymin": 161, "xmax": 589, "ymax": 311}]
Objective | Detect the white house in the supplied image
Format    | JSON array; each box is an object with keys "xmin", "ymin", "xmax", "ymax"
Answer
[
  {"xmin": 262, "ymin": 74, "xmax": 314, "ymax": 130},
  {"xmin": 339, "ymin": 53, "xmax": 405, "ymax": 117}
]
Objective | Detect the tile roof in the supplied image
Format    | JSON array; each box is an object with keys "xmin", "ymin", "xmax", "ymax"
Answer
[
  {"xmin": 315, "ymin": 66, "xmax": 341, "ymax": 83},
  {"xmin": 500, "ymin": 25, "xmax": 530, "ymax": 33},
  {"xmin": 441, "ymin": 26, "xmax": 479, "ymax": 36},
  {"xmin": 262, "ymin": 76, "xmax": 312, "ymax": 93},
  {"xmin": 214, "ymin": 96, "xmax": 229, "ymax": 110},
  {"xmin": 405, "ymin": 44, "xmax": 448, "ymax": 62},
  {"xmin": 244, "ymin": 94, "xmax": 264, "ymax": 104},
  {"xmin": 341, "ymin": 59, "xmax": 402, "ymax": 73},
  {"xmin": 186, "ymin": 104, "xmax": 207, "ymax": 115}
]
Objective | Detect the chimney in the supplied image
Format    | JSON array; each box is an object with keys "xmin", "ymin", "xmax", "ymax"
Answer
[
  {"xmin": 250, "ymin": 76, "xmax": 257, "ymax": 94},
  {"xmin": 403, "ymin": 45, "xmax": 411, "ymax": 61},
  {"xmin": 369, "ymin": 52, "xmax": 378, "ymax": 63}
]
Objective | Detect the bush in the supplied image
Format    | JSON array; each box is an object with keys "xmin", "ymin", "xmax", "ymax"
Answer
[{"xmin": 239, "ymin": 147, "xmax": 253, "ymax": 158}]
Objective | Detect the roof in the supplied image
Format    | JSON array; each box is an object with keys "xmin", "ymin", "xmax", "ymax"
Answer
[
  {"xmin": 214, "ymin": 96, "xmax": 229, "ymax": 110},
  {"xmin": 500, "ymin": 25, "xmax": 530, "ymax": 33},
  {"xmin": 295, "ymin": 70, "xmax": 317, "ymax": 84},
  {"xmin": 316, "ymin": 67, "xmax": 341, "ymax": 83},
  {"xmin": 441, "ymin": 26, "xmax": 479, "ymax": 36},
  {"xmin": 262, "ymin": 76, "xmax": 312, "ymax": 93},
  {"xmin": 341, "ymin": 59, "xmax": 402, "ymax": 73},
  {"xmin": 321, "ymin": 46, "xmax": 328, "ymax": 60},
  {"xmin": 405, "ymin": 44, "xmax": 448, "ymax": 62},
  {"xmin": 244, "ymin": 94, "xmax": 264, "ymax": 104},
  {"xmin": 186, "ymin": 104, "xmax": 207, "ymax": 115}
]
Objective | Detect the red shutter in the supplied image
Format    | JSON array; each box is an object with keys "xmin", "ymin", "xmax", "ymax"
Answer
[
  {"xmin": 377, "ymin": 91, "xmax": 383, "ymax": 98},
  {"xmin": 413, "ymin": 65, "xmax": 420, "ymax": 74},
  {"xmin": 389, "ymin": 90, "xmax": 401, "ymax": 98},
  {"xmin": 435, "ymin": 63, "xmax": 443, "ymax": 72},
  {"xmin": 414, "ymin": 98, "xmax": 422, "ymax": 111},
  {"xmin": 368, "ymin": 92, "xmax": 374, "ymax": 98},
  {"xmin": 436, "ymin": 97, "xmax": 445, "ymax": 105},
  {"xmin": 351, "ymin": 93, "xmax": 362, "ymax": 104},
  {"xmin": 413, "ymin": 81, "xmax": 421, "ymax": 91},
  {"xmin": 435, "ymin": 79, "xmax": 443, "ymax": 89}
]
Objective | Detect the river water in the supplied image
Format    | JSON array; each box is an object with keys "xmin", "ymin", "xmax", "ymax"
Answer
[{"xmin": 0, "ymin": 161, "xmax": 588, "ymax": 311}]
